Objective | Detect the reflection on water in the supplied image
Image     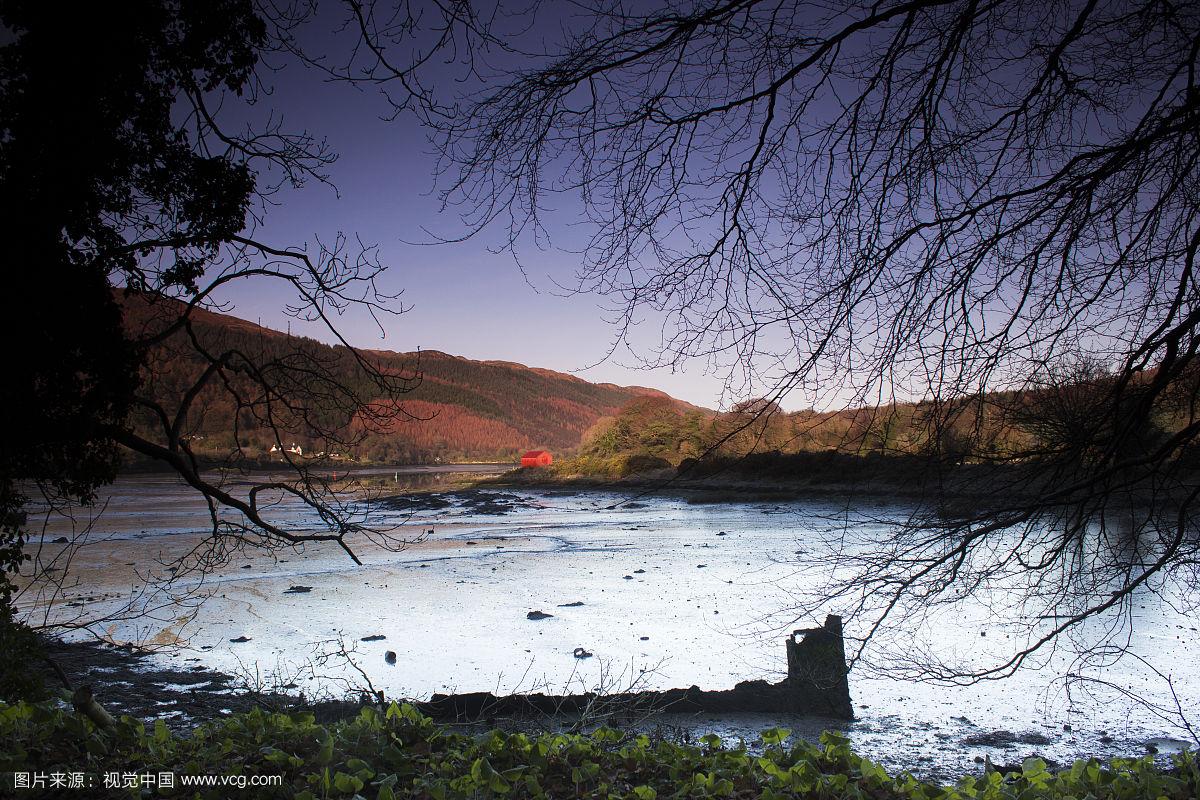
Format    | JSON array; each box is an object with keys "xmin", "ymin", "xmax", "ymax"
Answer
[{"xmin": 23, "ymin": 470, "xmax": 1199, "ymax": 781}]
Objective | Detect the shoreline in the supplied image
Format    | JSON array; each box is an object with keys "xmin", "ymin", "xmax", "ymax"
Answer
[
  {"xmin": 473, "ymin": 466, "xmax": 1018, "ymax": 505},
  {"xmin": 115, "ymin": 458, "xmax": 519, "ymax": 476},
  {"xmin": 29, "ymin": 634, "xmax": 1183, "ymax": 785},
  {"xmin": 110, "ymin": 452, "xmax": 1048, "ymax": 508}
]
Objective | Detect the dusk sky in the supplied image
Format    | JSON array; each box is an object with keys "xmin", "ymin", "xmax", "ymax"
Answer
[{"xmin": 212, "ymin": 20, "xmax": 742, "ymax": 411}]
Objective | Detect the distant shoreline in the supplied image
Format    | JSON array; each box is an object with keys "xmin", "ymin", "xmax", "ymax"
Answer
[
  {"xmin": 116, "ymin": 459, "xmax": 518, "ymax": 477},
  {"xmin": 474, "ymin": 452, "xmax": 1028, "ymax": 506},
  {"xmin": 479, "ymin": 473, "xmax": 989, "ymax": 506}
]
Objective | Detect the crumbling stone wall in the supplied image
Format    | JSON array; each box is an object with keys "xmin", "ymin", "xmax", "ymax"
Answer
[
  {"xmin": 785, "ymin": 614, "xmax": 853, "ymax": 718},
  {"xmin": 419, "ymin": 613, "xmax": 854, "ymax": 721}
]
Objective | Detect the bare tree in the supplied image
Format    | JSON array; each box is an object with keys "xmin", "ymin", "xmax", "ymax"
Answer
[
  {"xmin": 0, "ymin": 0, "xmax": 463, "ymax": 667},
  {"xmin": 343, "ymin": 0, "xmax": 1200, "ymax": 681}
]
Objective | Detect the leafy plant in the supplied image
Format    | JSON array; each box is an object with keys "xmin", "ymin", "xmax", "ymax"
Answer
[{"xmin": 2, "ymin": 699, "xmax": 1197, "ymax": 798}]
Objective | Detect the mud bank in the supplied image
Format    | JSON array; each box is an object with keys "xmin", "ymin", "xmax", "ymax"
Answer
[
  {"xmin": 35, "ymin": 618, "xmax": 853, "ymax": 734},
  {"xmin": 33, "ymin": 632, "xmax": 1190, "ymax": 785}
]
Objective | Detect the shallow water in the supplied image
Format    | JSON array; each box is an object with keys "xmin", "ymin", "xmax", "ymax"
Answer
[{"xmin": 22, "ymin": 470, "xmax": 1199, "ymax": 781}]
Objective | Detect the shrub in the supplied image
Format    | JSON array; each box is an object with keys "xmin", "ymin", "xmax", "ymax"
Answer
[
  {"xmin": 0, "ymin": 615, "xmax": 47, "ymax": 703},
  {"xmin": 615, "ymin": 453, "xmax": 672, "ymax": 477}
]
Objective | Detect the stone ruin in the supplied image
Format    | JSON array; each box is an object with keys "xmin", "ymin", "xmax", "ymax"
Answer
[
  {"xmin": 418, "ymin": 614, "xmax": 854, "ymax": 721},
  {"xmin": 783, "ymin": 614, "xmax": 854, "ymax": 719}
]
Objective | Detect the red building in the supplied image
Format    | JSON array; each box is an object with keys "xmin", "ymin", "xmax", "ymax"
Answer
[{"xmin": 520, "ymin": 450, "xmax": 553, "ymax": 467}]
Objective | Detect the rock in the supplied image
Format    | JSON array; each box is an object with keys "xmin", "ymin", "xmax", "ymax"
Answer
[
  {"xmin": 526, "ymin": 610, "xmax": 554, "ymax": 620},
  {"xmin": 283, "ymin": 585, "xmax": 313, "ymax": 594},
  {"xmin": 989, "ymin": 758, "xmax": 1060, "ymax": 776},
  {"xmin": 229, "ymin": 636, "xmax": 251, "ymax": 643},
  {"xmin": 573, "ymin": 647, "xmax": 593, "ymax": 659},
  {"xmin": 557, "ymin": 601, "xmax": 585, "ymax": 607},
  {"xmin": 962, "ymin": 730, "xmax": 1052, "ymax": 747},
  {"xmin": 52, "ymin": 536, "xmax": 69, "ymax": 544},
  {"xmin": 385, "ymin": 651, "xmax": 397, "ymax": 664},
  {"xmin": 361, "ymin": 634, "xmax": 387, "ymax": 642}
]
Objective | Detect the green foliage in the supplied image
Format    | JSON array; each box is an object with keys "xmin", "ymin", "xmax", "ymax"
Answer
[
  {"xmin": 583, "ymin": 397, "xmax": 712, "ymax": 464},
  {"xmin": 550, "ymin": 452, "xmax": 674, "ymax": 479},
  {"xmin": 2, "ymin": 699, "xmax": 1196, "ymax": 799},
  {"xmin": 0, "ymin": 615, "xmax": 46, "ymax": 703}
]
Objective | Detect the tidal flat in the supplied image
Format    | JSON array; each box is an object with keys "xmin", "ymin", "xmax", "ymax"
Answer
[{"xmin": 20, "ymin": 467, "xmax": 1199, "ymax": 781}]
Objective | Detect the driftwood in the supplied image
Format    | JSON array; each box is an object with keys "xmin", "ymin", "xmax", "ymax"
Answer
[
  {"xmin": 72, "ymin": 685, "xmax": 116, "ymax": 729},
  {"xmin": 418, "ymin": 615, "xmax": 854, "ymax": 722}
]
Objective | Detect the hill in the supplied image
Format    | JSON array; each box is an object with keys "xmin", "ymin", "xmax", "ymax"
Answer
[
  {"xmin": 545, "ymin": 356, "xmax": 1200, "ymax": 496},
  {"xmin": 119, "ymin": 292, "xmax": 1188, "ymax": 479},
  {"xmin": 117, "ymin": 292, "xmax": 698, "ymax": 465}
]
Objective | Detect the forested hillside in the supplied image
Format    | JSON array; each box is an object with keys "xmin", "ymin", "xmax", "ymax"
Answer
[
  {"xmin": 119, "ymin": 291, "xmax": 1192, "ymax": 475},
  {"xmin": 564, "ymin": 364, "xmax": 1198, "ymax": 483},
  {"xmin": 118, "ymin": 292, "xmax": 690, "ymax": 465}
]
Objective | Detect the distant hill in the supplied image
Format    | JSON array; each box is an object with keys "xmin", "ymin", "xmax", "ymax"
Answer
[
  {"xmin": 117, "ymin": 292, "xmax": 1194, "ymax": 480},
  {"xmin": 117, "ymin": 292, "xmax": 698, "ymax": 464}
]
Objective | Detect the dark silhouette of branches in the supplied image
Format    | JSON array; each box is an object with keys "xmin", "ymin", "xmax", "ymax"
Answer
[
  {"xmin": 0, "ymin": 0, "xmax": 458, "ymax": 651},
  {"xmin": 346, "ymin": 0, "xmax": 1200, "ymax": 681},
  {"xmin": 111, "ymin": 234, "xmax": 423, "ymax": 565}
]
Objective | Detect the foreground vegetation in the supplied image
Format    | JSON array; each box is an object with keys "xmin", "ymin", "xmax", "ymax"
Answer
[{"xmin": 2, "ymin": 699, "xmax": 1195, "ymax": 799}]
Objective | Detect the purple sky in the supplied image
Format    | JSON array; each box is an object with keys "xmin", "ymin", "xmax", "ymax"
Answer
[{"xmin": 211, "ymin": 28, "xmax": 739, "ymax": 410}]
